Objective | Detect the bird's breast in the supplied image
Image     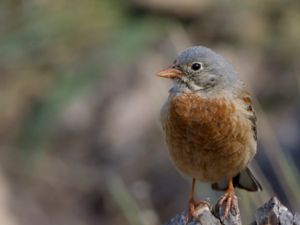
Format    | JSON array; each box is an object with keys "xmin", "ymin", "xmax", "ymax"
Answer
[{"xmin": 160, "ymin": 92, "xmax": 256, "ymax": 182}]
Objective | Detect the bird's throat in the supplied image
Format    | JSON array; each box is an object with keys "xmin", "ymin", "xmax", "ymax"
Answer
[{"xmin": 179, "ymin": 77, "xmax": 204, "ymax": 92}]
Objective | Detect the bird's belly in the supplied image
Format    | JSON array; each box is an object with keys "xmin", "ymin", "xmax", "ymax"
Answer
[{"xmin": 161, "ymin": 93, "xmax": 256, "ymax": 182}]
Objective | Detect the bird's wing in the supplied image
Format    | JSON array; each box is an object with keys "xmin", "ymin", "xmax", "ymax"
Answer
[{"xmin": 236, "ymin": 87, "xmax": 257, "ymax": 141}]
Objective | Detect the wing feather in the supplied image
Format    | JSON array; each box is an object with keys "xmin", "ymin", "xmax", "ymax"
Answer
[{"xmin": 239, "ymin": 89, "xmax": 257, "ymax": 141}]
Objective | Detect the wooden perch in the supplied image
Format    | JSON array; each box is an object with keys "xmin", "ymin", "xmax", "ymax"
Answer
[{"xmin": 164, "ymin": 196, "xmax": 299, "ymax": 225}]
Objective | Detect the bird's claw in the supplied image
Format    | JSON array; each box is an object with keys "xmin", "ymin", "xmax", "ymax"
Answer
[
  {"xmin": 218, "ymin": 191, "xmax": 238, "ymax": 218},
  {"xmin": 187, "ymin": 199, "xmax": 211, "ymax": 223}
]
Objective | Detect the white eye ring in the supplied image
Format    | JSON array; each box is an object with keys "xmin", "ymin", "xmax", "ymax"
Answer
[{"xmin": 191, "ymin": 62, "xmax": 202, "ymax": 71}]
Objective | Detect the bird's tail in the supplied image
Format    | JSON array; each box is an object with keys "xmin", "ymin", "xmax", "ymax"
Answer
[{"xmin": 211, "ymin": 167, "xmax": 262, "ymax": 192}]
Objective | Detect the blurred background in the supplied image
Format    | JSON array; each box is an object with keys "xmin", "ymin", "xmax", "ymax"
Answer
[{"xmin": 0, "ymin": 0, "xmax": 299, "ymax": 224}]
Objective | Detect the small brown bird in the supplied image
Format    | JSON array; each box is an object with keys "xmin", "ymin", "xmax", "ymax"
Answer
[{"xmin": 157, "ymin": 46, "xmax": 262, "ymax": 219}]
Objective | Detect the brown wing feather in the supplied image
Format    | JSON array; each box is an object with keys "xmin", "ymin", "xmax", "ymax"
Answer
[{"xmin": 241, "ymin": 93, "xmax": 257, "ymax": 141}]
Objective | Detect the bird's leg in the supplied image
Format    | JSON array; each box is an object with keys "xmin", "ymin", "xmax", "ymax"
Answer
[
  {"xmin": 218, "ymin": 178, "xmax": 237, "ymax": 218},
  {"xmin": 187, "ymin": 178, "xmax": 197, "ymax": 221},
  {"xmin": 187, "ymin": 178, "xmax": 210, "ymax": 222}
]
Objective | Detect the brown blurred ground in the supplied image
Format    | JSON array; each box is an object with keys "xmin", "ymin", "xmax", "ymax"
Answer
[{"xmin": 0, "ymin": 0, "xmax": 299, "ymax": 225}]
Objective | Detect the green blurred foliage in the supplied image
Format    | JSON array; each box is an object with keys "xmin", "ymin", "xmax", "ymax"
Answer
[{"xmin": 0, "ymin": 1, "xmax": 299, "ymax": 225}]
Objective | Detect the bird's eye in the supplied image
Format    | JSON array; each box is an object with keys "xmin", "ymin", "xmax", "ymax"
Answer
[{"xmin": 191, "ymin": 62, "xmax": 202, "ymax": 71}]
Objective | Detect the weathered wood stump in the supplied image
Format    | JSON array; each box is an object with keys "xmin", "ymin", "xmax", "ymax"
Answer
[{"xmin": 164, "ymin": 196, "xmax": 299, "ymax": 225}]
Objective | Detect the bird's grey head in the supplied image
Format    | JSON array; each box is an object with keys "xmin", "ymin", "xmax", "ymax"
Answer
[{"xmin": 157, "ymin": 46, "xmax": 240, "ymax": 93}]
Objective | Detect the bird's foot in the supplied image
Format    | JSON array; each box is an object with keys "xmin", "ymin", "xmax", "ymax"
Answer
[
  {"xmin": 187, "ymin": 199, "xmax": 211, "ymax": 222},
  {"xmin": 217, "ymin": 190, "xmax": 238, "ymax": 219}
]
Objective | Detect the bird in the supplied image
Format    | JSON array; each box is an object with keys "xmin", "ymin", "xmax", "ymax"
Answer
[{"xmin": 156, "ymin": 46, "xmax": 262, "ymax": 220}]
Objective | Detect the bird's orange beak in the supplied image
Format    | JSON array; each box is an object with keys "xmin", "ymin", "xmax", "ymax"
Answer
[{"xmin": 156, "ymin": 67, "xmax": 183, "ymax": 79}]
